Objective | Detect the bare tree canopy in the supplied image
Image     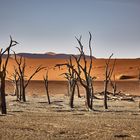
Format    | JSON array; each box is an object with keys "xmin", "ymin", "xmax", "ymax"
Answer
[
  {"xmin": 43, "ymin": 70, "xmax": 51, "ymax": 104},
  {"xmin": 0, "ymin": 36, "xmax": 18, "ymax": 114},
  {"xmin": 104, "ymin": 54, "xmax": 116, "ymax": 109},
  {"xmin": 56, "ymin": 32, "xmax": 95, "ymax": 110},
  {"xmin": 13, "ymin": 52, "xmax": 45, "ymax": 102}
]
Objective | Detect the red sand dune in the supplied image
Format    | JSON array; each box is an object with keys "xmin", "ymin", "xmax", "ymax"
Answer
[{"xmin": 5, "ymin": 56, "xmax": 140, "ymax": 81}]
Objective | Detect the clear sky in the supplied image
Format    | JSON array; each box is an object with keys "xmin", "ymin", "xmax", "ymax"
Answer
[{"xmin": 0, "ymin": 0, "xmax": 140, "ymax": 58}]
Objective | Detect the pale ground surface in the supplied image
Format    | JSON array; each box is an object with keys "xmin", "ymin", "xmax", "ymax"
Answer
[{"xmin": 0, "ymin": 81, "xmax": 140, "ymax": 140}]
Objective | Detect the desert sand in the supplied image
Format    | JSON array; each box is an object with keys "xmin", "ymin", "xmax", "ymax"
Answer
[
  {"xmin": 0, "ymin": 88, "xmax": 140, "ymax": 140},
  {"xmin": 0, "ymin": 57, "xmax": 140, "ymax": 140},
  {"xmin": 5, "ymin": 57, "xmax": 140, "ymax": 81}
]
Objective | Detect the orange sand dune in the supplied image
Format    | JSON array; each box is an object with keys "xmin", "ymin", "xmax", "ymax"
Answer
[{"xmin": 5, "ymin": 57, "xmax": 140, "ymax": 81}]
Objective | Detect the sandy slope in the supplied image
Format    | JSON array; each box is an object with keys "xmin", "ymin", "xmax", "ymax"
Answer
[{"xmin": 5, "ymin": 57, "xmax": 140, "ymax": 81}]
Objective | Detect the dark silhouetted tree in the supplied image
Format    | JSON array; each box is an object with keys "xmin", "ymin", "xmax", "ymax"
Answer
[
  {"xmin": 43, "ymin": 71, "xmax": 51, "ymax": 104},
  {"xmin": 110, "ymin": 74, "xmax": 117, "ymax": 96},
  {"xmin": 56, "ymin": 32, "xmax": 94, "ymax": 110},
  {"xmin": 14, "ymin": 52, "xmax": 44, "ymax": 102},
  {"xmin": 0, "ymin": 36, "xmax": 18, "ymax": 114},
  {"xmin": 104, "ymin": 54, "xmax": 116, "ymax": 109}
]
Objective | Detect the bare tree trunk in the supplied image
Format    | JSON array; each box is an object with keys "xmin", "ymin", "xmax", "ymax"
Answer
[
  {"xmin": 67, "ymin": 80, "xmax": 71, "ymax": 96},
  {"xmin": 90, "ymin": 82, "xmax": 94, "ymax": 110},
  {"xmin": 44, "ymin": 80, "xmax": 51, "ymax": 104},
  {"xmin": 85, "ymin": 88, "xmax": 92, "ymax": 110},
  {"xmin": 15, "ymin": 82, "xmax": 19, "ymax": 100},
  {"xmin": 103, "ymin": 54, "xmax": 116, "ymax": 110},
  {"xmin": 104, "ymin": 80, "xmax": 108, "ymax": 109},
  {"xmin": 86, "ymin": 88, "xmax": 94, "ymax": 110},
  {"xmin": 22, "ymin": 87, "xmax": 26, "ymax": 102},
  {"xmin": 113, "ymin": 83, "xmax": 117, "ymax": 96},
  {"xmin": 90, "ymin": 91, "xmax": 93, "ymax": 110},
  {"xmin": 19, "ymin": 78, "xmax": 22, "ymax": 101},
  {"xmin": 19, "ymin": 78, "xmax": 26, "ymax": 102},
  {"xmin": 76, "ymin": 82, "xmax": 81, "ymax": 98},
  {"xmin": 69, "ymin": 80, "xmax": 76, "ymax": 108},
  {"xmin": 110, "ymin": 75, "xmax": 117, "ymax": 96},
  {"xmin": 0, "ymin": 76, "xmax": 7, "ymax": 114},
  {"xmin": 44, "ymin": 72, "xmax": 51, "ymax": 104},
  {"xmin": 13, "ymin": 84, "xmax": 16, "ymax": 96},
  {"xmin": 20, "ymin": 78, "xmax": 26, "ymax": 102},
  {"xmin": 13, "ymin": 80, "xmax": 20, "ymax": 101}
]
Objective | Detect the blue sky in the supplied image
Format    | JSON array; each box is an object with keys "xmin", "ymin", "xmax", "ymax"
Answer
[{"xmin": 0, "ymin": 0, "xmax": 140, "ymax": 58}]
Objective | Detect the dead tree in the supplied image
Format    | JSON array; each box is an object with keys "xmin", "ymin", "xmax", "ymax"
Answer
[
  {"xmin": 104, "ymin": 54, "xmax": 116, "ymax": 109},
  {"xmin": 43, "ymin": 71, "xmax": 51, "ymax": 104},
  {"xmin": 0, "ymin": 36, "xmax": 18, "ymax": 114},
  {"xmin": 69, "ymin": 77, "xmax": 77, "ymax": 108},
  {"xmin": 67, "ymin": 57, "xmax": 80, "ymax": 107},
  {"xmin": 65, "ymin": 74, "xmax": 71, "ymax": 96},
  {"xmin": 76, "ymin": 82, "xmax": 81, "ymax": 98},
  {"xmin": 59, "ymin": 71, "xmax": 77, "ymax": 108},
  {"xmin": 9, "ymin": 67, "xmax": 20, "ymax": 100},
  {"xmin": 62, "ymin": 60, "xmax": 73, "ymax": 97},
  {"xmin": 65, "ymin": 57, "xmax": 81, "ymax": 98},
  {"xmin": 110, "ymin": 74, "xmax": 117, "ymax": 96},
  {"xmin": 59, "ymin": 57, "xmax": 79, "ymax": 108},
  {"xmin": 14, "ymin": 52, "xmax": 44, "ymax": 102},
  {"xmin": 56, "ymin": 32, "xmax": 94, "ymax": 110}
]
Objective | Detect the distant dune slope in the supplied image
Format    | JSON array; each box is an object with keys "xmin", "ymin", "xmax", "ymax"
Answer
[
  {"xmin": 4, "ymin": 54, "xmax": 140, "ymax": 81},
  {"xmin": 12, "ymin": 52, "xmax": 96, "ymax": 59}
]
